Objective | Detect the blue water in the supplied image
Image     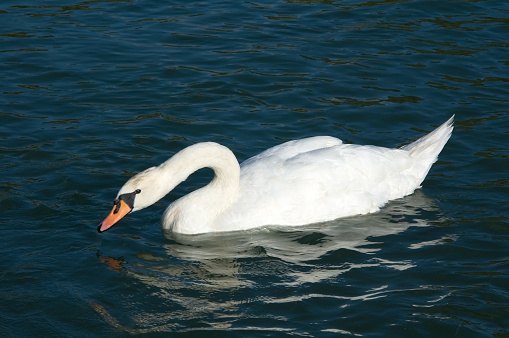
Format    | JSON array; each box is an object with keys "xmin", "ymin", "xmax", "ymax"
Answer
[{"xmin": 1, "ymin": 0, "xmax": 508, "ymax": 336}]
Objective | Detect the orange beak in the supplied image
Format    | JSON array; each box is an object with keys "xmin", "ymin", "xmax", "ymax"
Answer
[{"xmin": 97, "ymin": 199, "xmax": 132, "ymax": 233}]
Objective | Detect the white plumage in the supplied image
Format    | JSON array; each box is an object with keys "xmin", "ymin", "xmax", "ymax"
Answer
[{"xmin": 98, "ymin": 116, "xmax": 454, "ymax": 234}]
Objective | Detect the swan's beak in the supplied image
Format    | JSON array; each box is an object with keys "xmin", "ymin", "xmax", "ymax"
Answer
[{"xmin": 97, "ymin": 199, "xmax": 132, "ymax": 233}]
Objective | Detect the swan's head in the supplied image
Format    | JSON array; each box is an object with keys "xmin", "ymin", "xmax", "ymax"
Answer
[
  {"xmin": 97, "ymin": 188, "xmax": 141, "ymax": 233},
  {"xmin": 98, "ymin": 166, "xmax": 164, "ymax": 233}
]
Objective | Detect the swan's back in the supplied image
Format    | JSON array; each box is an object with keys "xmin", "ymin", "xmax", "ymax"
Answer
[{"xmin": 241, "ymin": 136, "xmax": 342, "ymax": 165}]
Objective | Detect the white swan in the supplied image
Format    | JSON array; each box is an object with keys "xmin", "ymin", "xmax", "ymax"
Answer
[{"xmin": 98, "ymin": 116, "xmax": 454, "ymax": 235}]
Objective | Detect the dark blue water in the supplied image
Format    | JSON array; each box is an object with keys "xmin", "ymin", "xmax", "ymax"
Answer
[{"xmin": 1, "ymin": 0, "xmax": 508, "ymax": 336}]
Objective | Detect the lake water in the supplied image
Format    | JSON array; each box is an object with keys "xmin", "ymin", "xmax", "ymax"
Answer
[{"xmin": 1, "ymin": 0, "xmax": 508, "ymax": 336}]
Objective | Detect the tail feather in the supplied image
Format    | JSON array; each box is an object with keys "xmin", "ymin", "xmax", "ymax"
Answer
[
  {"xmin": 401, "ymin": 115, "xmax": 454, "ymax": 185},
  {"xmin": 402, "ymin": 115, "xmax": 454, "ymax": 158}
]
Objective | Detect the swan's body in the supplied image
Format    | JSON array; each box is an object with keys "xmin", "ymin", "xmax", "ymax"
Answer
[{"xmin": 99, "ymin": 116, "xmax": 454, "ymax": 234}]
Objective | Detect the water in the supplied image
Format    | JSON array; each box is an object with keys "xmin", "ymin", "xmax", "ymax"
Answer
[{"xmin": 1, "ymin": 0, "xmax": 508, "ymax": 336}]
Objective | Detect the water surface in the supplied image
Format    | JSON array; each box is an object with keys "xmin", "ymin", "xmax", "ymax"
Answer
[{"xmin": 1, "ymin": 0, "xmax": 508, "ymax": 336}]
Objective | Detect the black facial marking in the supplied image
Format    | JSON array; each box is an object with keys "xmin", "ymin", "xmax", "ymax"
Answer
[{"xmin": 113, "ymin": 189, "xmax": 141, "ymax": 213}]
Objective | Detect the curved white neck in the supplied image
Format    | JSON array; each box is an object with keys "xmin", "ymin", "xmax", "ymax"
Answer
[{"xmin": 154, "ymin": 142, "xmax": 241, "ymax": 233}]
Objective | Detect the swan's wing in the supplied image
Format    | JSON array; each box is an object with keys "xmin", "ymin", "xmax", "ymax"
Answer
[{"xmin": 228, "ymin": 143, "xmax": 418, "ymax": 228}]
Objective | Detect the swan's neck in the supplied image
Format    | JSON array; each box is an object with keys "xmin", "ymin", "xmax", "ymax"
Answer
[{"xmin": 157, "ymin": 142, "xmax": 241, "ymax": 233}]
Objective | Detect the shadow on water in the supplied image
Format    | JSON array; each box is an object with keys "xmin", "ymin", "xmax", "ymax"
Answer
[{"xmin": 94, "ymin": 190, "xmax": 448, "ymax": 333}]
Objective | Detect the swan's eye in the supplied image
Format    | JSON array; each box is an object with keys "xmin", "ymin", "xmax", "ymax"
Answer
[{"xmin": 135, "ymin": 189, "xmax": 141, "ymax": 194}]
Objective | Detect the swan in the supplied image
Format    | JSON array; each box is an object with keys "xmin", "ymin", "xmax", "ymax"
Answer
[{"xmin": 98, "ymin": 116, "xmax": 454, "ymax": 235}]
